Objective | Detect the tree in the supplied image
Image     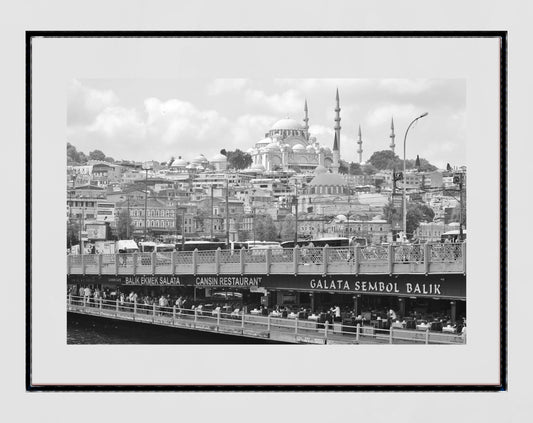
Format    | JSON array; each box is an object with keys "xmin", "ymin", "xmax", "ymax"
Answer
[
  {"xmin": 338, "ymin": 160, "xmax": 349, "ymax": 174},
  {"xmin": 406, "ymin": 203, "xmax": 435, "ymax": 237},
  {"xmin": 383, "ymin": 201, "xmax": 435, "ymax": 238},
  {"xmin": 116, "ymin": 209, "xmax": 135, "ymax": 239},
  {"xmin": 280, "ymin": 214, "xmax": 296, "ymax": 241},
  {"xmin": 255, "ymin": 215, "xmax": 278, "ymax": 241},
  {"xmin": 67, "ymin": 142, "xmax": 88, "ymax": 165},
  {"xmin": 226, "ymin": 149, "xmax": 253, "ymax": 170},
  {"xmin": 67, "ymin": 218, "xmax": 80, "ymax": 248},
  {"xmin": 362, "ymin": 163, "xmax": 378, "ymax": 175},
  {"xmin": 220, "ymin": 149, "xmax": 227, "ymax": 156},
  {"xmin": 367, "ymin": 150, "xmax": 401, "ymax": 170},
  {"xmin": 89, "ymin": 149, "xmax": 106, "ymax": 161},
  {"xmin": 349, "ymin": 162, "xmax": 363, "ymax": 175}
]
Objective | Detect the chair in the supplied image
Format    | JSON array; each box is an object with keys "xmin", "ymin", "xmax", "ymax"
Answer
[
  {"xmin": 231, "ymin": 308, "xmax": 240, "ymax": 318},
  {"xmin": 211, "ymin": 307, "xmax": 221, "ymax": 317}
]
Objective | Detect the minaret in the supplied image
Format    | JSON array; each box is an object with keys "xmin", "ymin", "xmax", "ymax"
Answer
[
  {"xmin": 334, "ymin": 89, "xmax": 342, "ymax": 156},
  {"xmin": 331, "ymin": 133, "xmax": 340, "ymax": 174},
  {"xmin": 357, "ymin": 125, "xmax": 363, "ymax": 164},
  {"xmin": 390, "ymin": 117, "xmax": 396, "ymax": 154},
  {"xmin": 303, "ymin": 99, "xmax": 310, "ymax": 140}
]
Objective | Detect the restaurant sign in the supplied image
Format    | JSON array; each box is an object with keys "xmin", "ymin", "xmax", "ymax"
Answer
[{"xmin": 68, "ymin": 273, "xmax": 465, "ymax": 299}]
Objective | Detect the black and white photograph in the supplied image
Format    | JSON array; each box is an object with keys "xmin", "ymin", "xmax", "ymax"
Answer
[
  {"xmin": 65, "ymin": 77, "xmax": 467, "ymax": 346},
  {"xmin": 25, "ymin": 27, "xmax": 509, "ymax": 393}
]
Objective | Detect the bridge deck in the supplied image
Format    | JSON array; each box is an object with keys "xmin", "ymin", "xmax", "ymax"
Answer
[
  {"xmin": 68, "ymin": 244, "xmax": 466, "ymax": 276},
  {"xmin": 67, "ymin": 298, "xmax": 465, "ymax": 345}
]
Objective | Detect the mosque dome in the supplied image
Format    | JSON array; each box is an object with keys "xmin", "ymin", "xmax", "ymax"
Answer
[
  {"xmin": 191, "ymin": 154, "xmax": 208, "ymax": 164},
  {"xmin": 171, "ymin": 157, "xmax": 187, "ymax": 167},
  {"xmin": 309, "ymin": 172, "xmax": 347, "ymax": 187},
  {"xmin": 266, "ymin": 142, "xmax": 280, "ymax": 151},
  {"xmin": 292, "ymin": 144, "xmax": 305, "ymax": 152},
  {"xmin": 211, "ymin": 153, "xmax": 227, "ymax": 162},
  {"xmin": 271, "ymin": 118, "xmax": 303, "ymax": 131},
  {"xmin": 314, "ymin": 164, "xmax": 327, "ymax": 175}
]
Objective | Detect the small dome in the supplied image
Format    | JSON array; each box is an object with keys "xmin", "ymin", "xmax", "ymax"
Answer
[
  {"xmin": 271, "ymin": 118, "xmax": 303, "ymax": 131},
  {"xmin": 336, "ymin": 214, "xmax": 347, "ymax": 222},
  {"xmin": 292, "ymin": 144, "xmax": 305, "ymax": 152},
  {"xmin": 191, "ymin": 154, "xmax": 208, "ymax": 164},
  {"xmin": 323, "ymin": 147, "xmax": 331, "ymax": 153},
  {"xmin": 211, "ymin": 153, "xmax": 227, "ymax": 162},
  {"xmin": 266, "ymin": 142, "xmax": 280, "ymax": 151},
  {"xmin": 186, "ymin": 163, "xmax": 197, "ymax": 169},
  {"xmin": 257, "ymin": 137, "xmax": 272, "ymax": 145},
  {"xmin": 171, "ymin": 157, "xmax": 187, "ymax": 167},
  {"xmin": 309, "ymin": 172, "xmax": 347, "ymax": 187},
  {"xmin": 314, "ymin": 165, "xmax": 327, "ymax": 175}
]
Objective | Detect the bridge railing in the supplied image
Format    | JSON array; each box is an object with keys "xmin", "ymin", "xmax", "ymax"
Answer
[
  {"xmin": 67, "ymin": 294, "xmax": 466, "ymax": 345},
  {"xmin": 68, "ymin": 243, "xmax": 465, "ymax": 276}
]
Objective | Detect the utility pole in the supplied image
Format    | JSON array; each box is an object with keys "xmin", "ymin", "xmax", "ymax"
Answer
[
  {"xmin": 346, "ymin": 176, "xmax": 351, "ymax": 238},
  {"xmin": 293, "ymin": 190, "xmax": 299, "ymax": 246},
  {"xmin": 126, "ymin": 195, "xmax": 130, "ymax": 239},
  {"xmin": 453, "ymin": 172, "xmax": 465, "ymax": 241},
  {"xmin": 225, "ymin": 178, "xmax": 230, "ymax": 245},
  {"xmin": 210, "ymin": 185, "xmax": 214, "ymax": 241},
  {"xmin": 181, "ymin": 208, "xmax": 186, "ymax": 250}
]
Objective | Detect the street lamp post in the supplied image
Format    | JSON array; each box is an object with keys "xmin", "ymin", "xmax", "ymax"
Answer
[
  {"xmin": 142, "ymin": 162, "xmax": 152, "ymax": 241},
  {"xmin": 402, "ymin": 112, "xmax": 428, "ymax": 240}
]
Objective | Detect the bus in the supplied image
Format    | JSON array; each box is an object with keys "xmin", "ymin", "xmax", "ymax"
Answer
[
  {"xmin": 281, "ymin": 237, "xmax": 351, "ymax": 248},
  {"xmin": 441, "ymin": 229, "xmax": 466, "ymax": 243},
  {"xmin": 138, "ymin": 242, "xmax": 176, "ymax": 253}
]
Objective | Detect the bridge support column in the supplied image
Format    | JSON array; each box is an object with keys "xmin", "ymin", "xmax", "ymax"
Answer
[
  {"xmin": 133, "ymin": 253, "xmax": 138, "ymax": 276},
  {"xmin": 241, "ymin": 312, "xmax": 245, "ymax": 330},
  {"xmin": 68, "ymin": 294, "xmax": 72, "ymax": 306},
  {"xmin": 194, "ymin": 308, "xmax": 198, "ymax": 326},
  {"xmin": 461, "ymin": 242, "xmax": 467, "ymax": 274},
  {"xmin": 324, "ymin": 320, "xmax": 328, "ymax": 341},
  {"xmin": 215, "ymin": 248, "xmax": 221, "ymax": 275},
  {"xmin": 240, "ymin": 247, "xmax": 245, "ymax": 275},
  {"xmin": 133, "ymin": 299, "xmax": 137, "ymax": 320},
  {"xmin": 450, "ymin": 301, "xmax": 457, "ymax": 325},
  {"xmin": 217, "ymin": 309, "xmax": 221, "ymax": 330},
  {"xmin": 354, "ymin": 245, "xmax": 360, "ymax": 275},
  {"xmin": 115, "ymin": 298, "xmax": 119, "ymax": 316},
  {"xmin": 356, "ymin": 324, "xmax": 360, "ymax": 342},
  {"xmin": 265, "ymin": 248, "xmax": 271, "ymax": 275},
  {"xmin": 389, "ymin": 327, "xmax": 393, "ymax": 344},
  {"xmin": 398, "ymin": 297, "xmax": 405, "ymax": 317},
  {"xmin": 388, "ymin": 244, "xmax": 394, "ymax": 274},
  {"xmin": 67, "ymin": 255, "xmax": 71, "ymax": 275},
  {"xmin": 151, "ymin": 252, "xmax": 156, "ymax": 275},
  {"xmin": 293, "ymin": 246, "xmax": 300, "ymax": 275},
  {"xmin": 267, "ymin": 315, "xmax": 271, "ymax": 332},
  {"xmin": 295, "ymin": 318, "xmax": 298, "ymax": 334},
  {"xmin": 192, "ymin": 249, "xmax": 198, "ymax": 275},
  {"xmin": 152, "ymin": 303, "xmax": 156, "ymax": 323},
  {"xmin": 424, "ymin": 242, "xmax": 430, "ymax": 274},
  {"xmin": 322, "ymin": 246, "xmax": 328, "ymax": 275},
  {"xmin": 310, "ymin": 293, "xmax": 315, "ymax": 313},
  {"xmin": 425, "ymin": 328, "xmax": 430, "ymax": 345},
  {"xmin": 98, "ymin": 254, "xmax": 103, "ymax": 276},
  {"xmin": 81, "ymin": 253, "xmax": 85, "ymax": 276},
  {"xmin": 115, "ymin": 253, "xmax": 119, "ymax": 276},
  {"xmin": 171, "ymin": 251, "xmax": 176, "ymax": 275},
  {"xmin": 172, "ymin": 305, "xmax": 176, "ymax": 324},
  {"xmin": 99, "ymin": 298, "xmax": 103, "ymax": 315}
]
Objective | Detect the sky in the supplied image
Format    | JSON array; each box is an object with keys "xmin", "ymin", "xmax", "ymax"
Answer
[{"xmin": 67, "ymin": 78, "xmax": 466, "ymax": 169}]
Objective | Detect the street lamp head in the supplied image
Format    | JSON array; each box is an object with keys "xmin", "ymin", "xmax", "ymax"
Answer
[{"xmin": 419, "ymin": 112, "xmax": 429, "ymax": 118}]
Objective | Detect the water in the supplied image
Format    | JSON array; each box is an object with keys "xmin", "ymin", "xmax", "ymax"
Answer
[{"xmin": 67, "ymin": 312, "xmax": 283, "ymax": 344}]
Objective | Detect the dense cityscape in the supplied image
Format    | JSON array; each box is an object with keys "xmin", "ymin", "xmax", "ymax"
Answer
[{"xmin": 66, "ymin": 93, "xmax": 466, "ymax": 252}]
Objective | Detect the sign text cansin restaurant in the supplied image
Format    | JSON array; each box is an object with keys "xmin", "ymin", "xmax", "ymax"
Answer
[{"xmin": 68, "ymin": 273, "xmax": 465, "ymax": 300}]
